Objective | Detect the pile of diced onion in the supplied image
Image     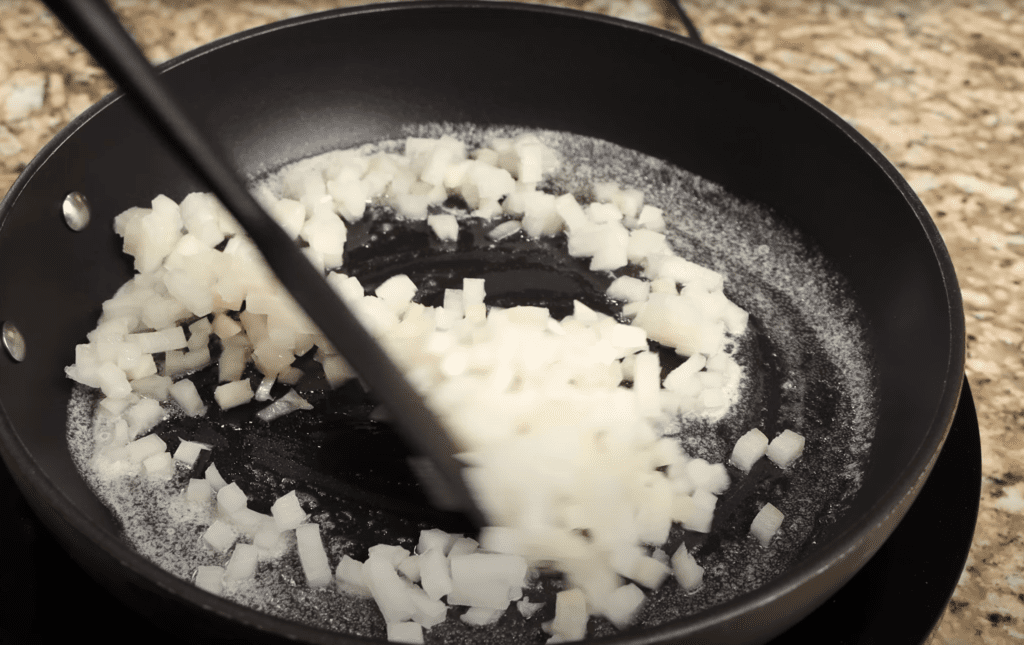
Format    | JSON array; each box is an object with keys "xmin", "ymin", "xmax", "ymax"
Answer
[{"xmin": 68, "ymin": 133, "xmax": 806, "ymax": 643}]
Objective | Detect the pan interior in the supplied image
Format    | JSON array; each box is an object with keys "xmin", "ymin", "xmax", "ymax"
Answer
[{"xmin": 64, "ymin": 123, "xmax": 877, "ymax": 642}]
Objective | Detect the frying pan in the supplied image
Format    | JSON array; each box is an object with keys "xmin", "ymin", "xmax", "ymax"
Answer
[{"xmin": 0, "ymin": 2, "xmax": 964, "ymax": 644}]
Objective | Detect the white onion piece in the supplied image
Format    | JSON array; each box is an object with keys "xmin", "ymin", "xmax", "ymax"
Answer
[
  {"xmin": 766, "ymin": 430, "xmax": 805, "ymax": 469},
  {"xmin": 316, "ymin": 355, "xmax": 352, "ymax": 388},
  {"xmin": 385, "ymin": 621, "xmax": 424, "ymax": 644},
  {"xmin": 257, "ymin": 389, "xmax": 313, "ymax": 422},
  {"xmin": 686, "ymin": 459, "xmax": 730, "ymax": 495},
  {"xmin": 169, "ymin": 379, "xmax": 206, "ymax": 417},
  {"xmin": 406, "ymin": 583, "xmax": 449, "ymax": 628},
  {"xmin": 671, "ymin": 544, "xmax": 704, "ymax": 591},
  {"xmin": 632, "ymin": 351, "xmax": 661, "ymax": 418},
  {"xmin": 397, "ymin": 555, "xmax": 422, "ymax": 583},
  {"xmin": 253, "ymin": 520, "xmax": 286, "ymax": 555},
  {"xmin": 125, "ymin": 398, "xmax": 165, "ymax": 438},
  {"xmin": 142, "ymin": 451, "xmax": 173, "ymax": 479},
  {"xmin": 603, "ymin": 584, "xmax": 645, "ymax": 629},
  {"xmin": 517, "ymin": 598, "xmax": 544, "ymax": 619},
  {"xmin": 131, "ymin": 374, "xmax": 173, "ymax": 400},
  {"xmin": 446, "ymin": 536, "xmax": 478, "ymax": 559},
  {"xmin": 613, "ymin": 188, "xmax": 643, "ymax": 220},
  {"xmin": 635, "ymin": 204, "xmax": 665, "ymax": 231},
  {"xmin": 278, "ymin": 365, "xmax": 304, "ymax": 385},
  {"xmin": 180, "ymin": 192, "xmax": 228, "ymax": 247},
  {"xmin": 522, "ymin": 192, "xmax": 561, "ymax": 238},
  {"xmin": 478, "ymin": 526, "xmax": 521, "ymax": 556},
  {"xmin": 336, "ymin": 555, "xmax": 373, "ymax": 597},
  {"xmin": 671, "ymin": 494, "xmax": 696, "ymax": 524},
  {"xmin": 128, "ymin": 327, "xmax": 187, "ymax": 354},
  {"xmin": 550, "ymin": 194, "xmax": 586, "ymax": 233},
  {"xmin": 427, "ymin": 214, "xmax": 459, "ymax": 242},
  {"xmin": 214, "ymin": 379, "xmax": 253, "ymax": 410},
  {"xmin": 328, "ymin": 179, "xmax": 367, "ymax": 223},
  {"xmin": 217, "ymin": 482, "xmax": 248, "ymax": 515},
  {"xmin": 606, "ymin": 275, "xmax": 650, "ymax": 303},
  {"xmin": 461, "ymin": 606, "xmax": 503, "ymax": 626},
  {"xmin": 231, "ymin": 508, "xmax": 268, "ymax": 536},
  {"xmin": 141, "ymin": 298, "xmax": 187, "ymax": 335},
  {"xmin": 212, "ymin": 313, "xmax": 242, "ymax": 338},
  {"xmin": 254, "ymin": 375, "xmax": 275, "ymax": 402},
  {"xmin": 269, "ymin": 198, "xmax": 306, "ymax": 238},
  {"xmin": 187, "ymin": 317, "xmax": 213, "ymax": 349},
  {"xmin": 682, "ymin": 494, "xmax": 716, "ymax": 534},
  {"xmin": 225, "ymin": 543, "xmax": 258, "ymax": 583},
  {"xmin": 417, "ymin": 529, "xmax": 459, "ymax": 555},
  {"xmin": 218, "ymin": 341, "xmax": 249, "ymax": 383},
  {"xmin": 270, "ymin": 490, "xmax": 307, "ymax": 531},
  {"xmin": 164, "ymin": 346, "xmax": 213, "ymax": 378},
  {"xmin": 203, "ymin": 519, "xmax": 237, "ymax": 553},
  {"xmin": 447, "ymin": 553, "xmax": 526, "ymax": 610},
  {"xmin": 119, "ymin": 196, "xmax": 182, "ymax": 274},
  {"xmin": 550, "ymin": 589, "xmax": 588, "ymax": 641},
  {"xmin": 635, "ymin": 475, "xmax": 673, "ymax": 546},
  {"xmin": 98, "ymin": 395, "xmax": 133, "ymax": 417},
  {"xmin": 750, "ymin": 503, "xmax": 785, "ymax": 547},
  {"xmin": 586, "ymin": 201, "xmax": 622, "ymax": 225},
  {"xmin": 296, "ymin": 523, "xmax": 332, "ymax": 588},
  {"xmin": 488, "ymin": 220, "xmax": 521, "ymax": 241},
  {"xmin": 376, "ymin": 274, "xmax": 419, "ymax": 313},
  {"xmin": 125, "ymin": 433, "xmax": 166, "ymax": 463},
  {"xmin": 592, "ymin": 181, "xmax": 618, "ymax": 204},
  {"xmin": 628, "ymin": 555, "xmax": 670, "ymax": 590},
  {"xmin": 368, "ymin": 544, "xmax": 411, "ymax": 568},
  {"xmin": 195, "ymin": 565, "xmax": 225, "ymax": 596},
  {"xmin": 419, "ymin": 547, "xmax": 453, "ymax": 602},
  {"xmin": 120, "ymin": 349, "xmax": 157, "ymax": 381},
  {"xmin": 730, "ymin": 428, "xmax": 769, "ymax": 472},
  {"xmin": 173, "ymin": 439, "xmax": 209, "ymax": 466},
  {"xmin": 186, "ymin": 478, "xmax": 212, "ymax": 505},
  {"xmin": 205, "ymin": 462, "xmax": 227, "ymax": 491},
  {"xmin": 365, "ymin": 554, "xmax": 417, "ymax": 624}
]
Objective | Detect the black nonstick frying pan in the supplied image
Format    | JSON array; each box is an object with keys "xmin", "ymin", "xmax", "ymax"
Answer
[{"xmin": 0, "ymin": 2, "xmax": 965, "ymax": 644}]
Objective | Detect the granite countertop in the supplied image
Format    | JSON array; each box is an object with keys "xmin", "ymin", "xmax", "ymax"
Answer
[{"xmin": 1, "ymin": 0, "xmax": 1021, "ymax": 643}]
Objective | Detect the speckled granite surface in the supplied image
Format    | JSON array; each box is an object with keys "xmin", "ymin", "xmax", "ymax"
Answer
[{"xmin": 1, "ymin": 0, "xmax": 1021, "ymax": 643}]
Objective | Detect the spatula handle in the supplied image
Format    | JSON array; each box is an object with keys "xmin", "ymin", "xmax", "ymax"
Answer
[{"xmin": 41, "ymin": 0, "xmax": 484, "ymax": 526}]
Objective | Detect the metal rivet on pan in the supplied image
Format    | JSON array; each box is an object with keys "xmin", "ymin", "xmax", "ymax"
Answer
[
  {"xmin": 2, "ymin": 321, "xmax": 25, "ymax": 362},
  {"xmin": 62, "ymin": 191, "xmax": 90, "ymax": 231}
]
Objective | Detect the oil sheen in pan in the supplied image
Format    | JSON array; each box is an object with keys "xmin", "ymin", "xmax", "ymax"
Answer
[{"xmin": 65, "ymin": 125, "xmax": 878, "ymax": 642}]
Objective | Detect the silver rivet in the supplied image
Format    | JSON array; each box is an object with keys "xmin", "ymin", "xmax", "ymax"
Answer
[
  {"xmin": 63, "ymin": 191, "xmax": 90, "ymax": 231},
  {"xmin": 2, "ymin": 321, "xmax": 25, "ymax": 362}
]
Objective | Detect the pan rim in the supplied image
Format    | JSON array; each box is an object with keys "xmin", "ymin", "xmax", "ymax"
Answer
[{"xmin": 0, "ymin": 2, "xmax": 966, "ymax": 643}]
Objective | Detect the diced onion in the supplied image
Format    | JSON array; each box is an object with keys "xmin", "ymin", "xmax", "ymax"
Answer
[
  {"xmin": 766, "ymin": 430, "xmax": 805, "ymax": 469},
  {"xmin": 195, "ymin": 565, "xmax": 225, "ymax": 596},
  {"xmin": 225, "ymin": 543, "xmax": 259, "ymax": 583},
  {"xmin": 296, "ymin": 523, "xmax": 332, "ymax": 588},
  {"xmin": 68, "ymin": 133, "xmax": 767, "ymax": 641},
  {"xmin": 750, "ymin": 503, "xmax": 785, "ymax": 547},
  {"xmin": 386, "ymin": 622, "xmax": 424, "ymax": 644},
  {"xmin": 203, "ymin": 520, "xmax": 238, "ymax": 553},
  {"xmin": 730, "ymin": 428, "xmax": 769, "ymax": 472},
  {"xmin": 257, "ymin": 388, "xmax": 314, "ymax": 422},
  {"xmin": 270, "ymin": 490, "xmax": 307, "ymax": 531}
]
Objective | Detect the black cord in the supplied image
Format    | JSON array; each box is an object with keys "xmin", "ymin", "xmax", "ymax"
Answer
[{"xmin": 668, "ymin": 0, "xmax": 703, "ymax": 44}]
